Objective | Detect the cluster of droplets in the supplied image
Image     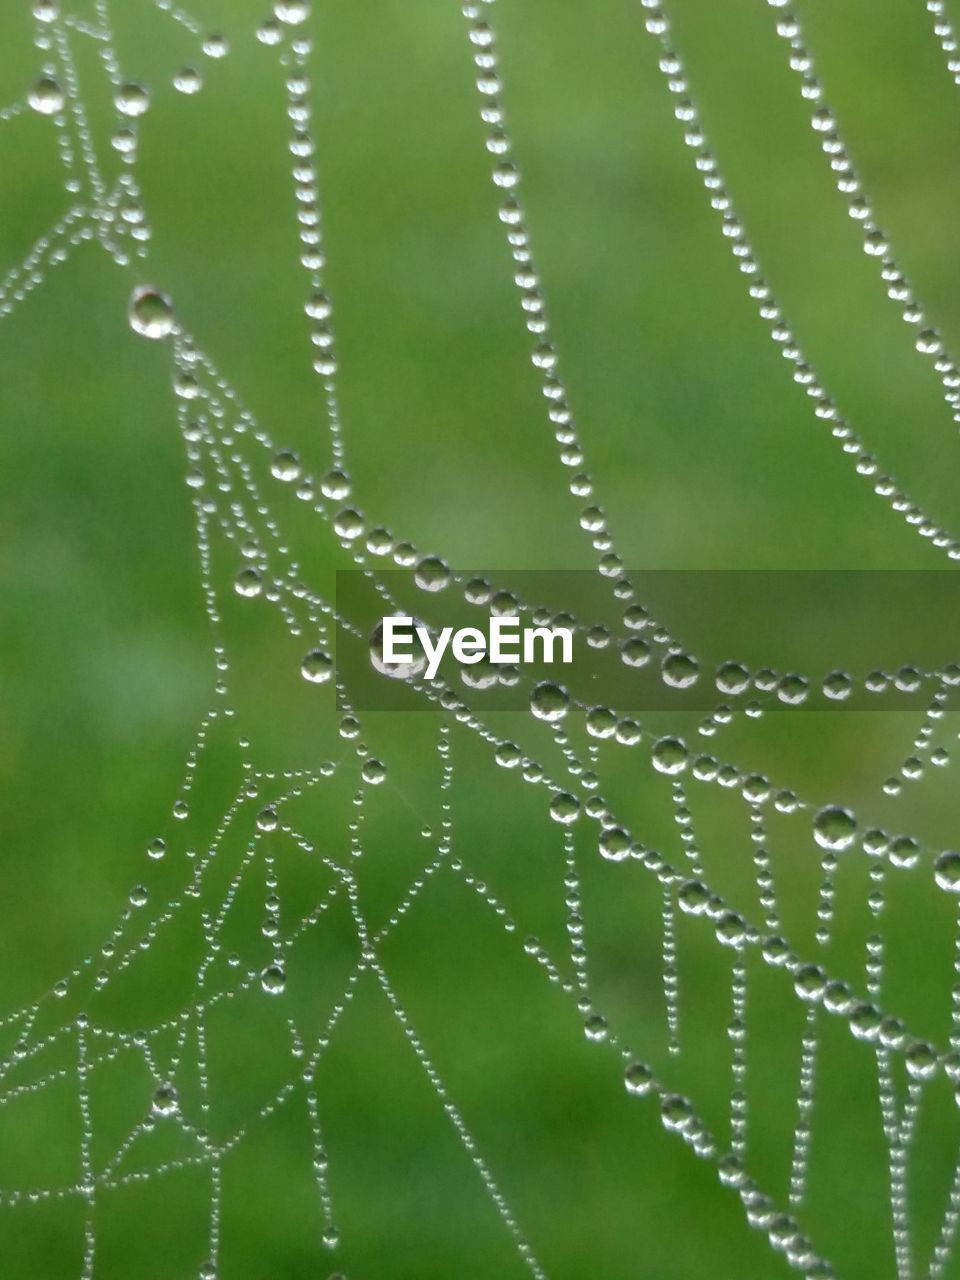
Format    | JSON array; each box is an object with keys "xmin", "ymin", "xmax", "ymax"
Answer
[
  {"xmin": 767, "ymin": 1, "xmax": 960, "ymax": 435},
  {"xmin": 635, "ymin": 0, "xmax": 960, "ymax": 556},
  {"xmin": 9, "ymin": 2, "xmax": 960, "ymax": 1278},
  {"xmin": 924, "ymin": 0, "xmax": 960, "ymax": 91}
]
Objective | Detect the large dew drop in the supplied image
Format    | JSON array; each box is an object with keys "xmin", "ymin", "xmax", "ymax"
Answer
[
  {"xmin": 28, "ymin": 77, "xmax": 64, "ymax": 116},
  {"xmin": 261, "ymin": 962, "xmax": 286, "ymax": 995},
  {"xmin": 301, "ymin": 649, "xmax": 333, "ymax": 684},
  {"xmin": 129, "ymin": 286, "xmax": 174, "ymax": 340},
  {"xmin": 549, "ymin": 792, "xmax": 580, "ymax": 824},
  {"xmin": 115, "ymin": 81, "xmax": 150, "ymax": 118},
  {"xmin": 530, "ymin": 681, "xmax": 569, "ymax": 723},
  {"xmin": 361, "ymin": 758, "xmax": 387, "ymax": 786},
  {"xmin": 151, "ymin": 1083, "xmax": 179, "ymax": 1117},
  {"xmin": 652, "ymin": 735, "xmax": 689, "ymax": 775},
  {"xmin": 813, "ymin": 805, "xmax": 857, "ymax": 852},
  {"xmin": 662, "ymin": 652, "xmax": 699, "ymax": 689}
]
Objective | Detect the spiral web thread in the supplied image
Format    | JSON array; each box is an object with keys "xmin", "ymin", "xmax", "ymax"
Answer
[{"xmin": 4, "ymin": 2, "xmax": 960, "ymax": 1278}]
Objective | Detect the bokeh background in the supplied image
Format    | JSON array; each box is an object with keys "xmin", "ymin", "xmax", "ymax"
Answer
[{"xmin": 2, "ymin": 1, "xmax": 960, "ymax": 1277}]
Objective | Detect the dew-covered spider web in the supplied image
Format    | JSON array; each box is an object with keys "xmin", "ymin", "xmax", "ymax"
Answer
[{"xmin": 5, "ymin": 1, "xmax": 960, "ymax": 1278}]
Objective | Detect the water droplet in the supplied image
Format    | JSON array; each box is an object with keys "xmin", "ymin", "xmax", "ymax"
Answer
[
  {"xmin": 361, "ymin": 759, "xmax": 386, "ymax": 786},
  {"xmin": 678, "ymin": 880, "xmax": 710, "ymax": 915},
  {"xmin": 261, "ymin": 962, "xmax": 286, "ymax": 995},
  {"xmin": 301, "ymin": 649, "xmax": 333, "ymax": 684},
  {"xmin": 625, "ymin": 1061, "xmax": 656, "ymax": 1096},
  {"xmin": 530, "ymin": 681, "xmax": 569, "ymax": 722},
  {"xmin": 549, "ymin": 792, "xmax": 580, "ymax": 824},
  {"xmin": 28, "ymin": 76, "xmax": 64, "ymax": 115},
  {"xmin": 822, "ymin": 670, "xmax": 852, "ymax": 701},
  {"xmin": 794, "ymin": 965, "xmax": 826, "ymax": 1002},
  {"xmin": 661, "ymin": 1094, "xmax": 694, "ymax": 1132},
  {"xmin": 599, "ymin": 827, "xmax": 630, "ymax": 862},
  {"xmin": 586, "ymin": 706, "xmax": 617, "ymax": 738},
  {"xmin": 662, "ymin": 652, "xmax": 699, "ymax": 689},
  {"xmin": 129, "ymin": 286, "xmax": 174, "ymax": 339},
  {"xmin": 271, "ymin": 450, "xmax": 301, "ymax": 482},
  {"xmin": 716, "ymin": 661, "xmax": 749, "ymax": 695},
  {"xmin": 202, "ymin": 33, "xmax": 229, "ymax": 59},
  {"xmin": 889, "ymin": 835, "xmax": 919, "ymax": 869},
  {"xmin": 333, "ymin": 508, "xmax": 364, "ymax": 540},
  {"xmin": 652, "ymin": 735, "xmax": 688, "ymax": 775},
  {"xmin": 151, "ymin": 1083, "xmax": 179, "ymax": 1117},
  {"xmin": 777, "ymin": 674, "xmax": 808, "ymax": 706},
  {"xmin": 234, "ymin": 568, "xmax": 263, "ymax": 598},
  {"xmin": 115, "ymin": 81, "xmax": 151, "ymax": 118},
  {"xmin": 621, "ymin": 637, "xmax": 651, "ymax": 668},
  {"xmin": 257, "ymin": 806, "xmax": 279, "ymax": 832},
  {"xmin": 906, "ymin": 1040, "xmax": 939, "ymax": 1080},
  {"xmin": 813, "ymin": 805, "xmax": 856, "ymax": 852},
  {"xmin": 584, "ymin": 1013, "xmax": 608, "ymax": 1042},
  {"xmin": 173, "ymin": 67, "xmax": 202, "ymax": 95},
  {"xmin": 414, "ymin": 556, "xmax": 450, "ymax": 592}
]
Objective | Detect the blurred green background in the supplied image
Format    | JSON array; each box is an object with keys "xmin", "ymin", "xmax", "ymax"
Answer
[{"xmin": 2, "ymin": 0, "xmax": 960, "ymax": 1277}]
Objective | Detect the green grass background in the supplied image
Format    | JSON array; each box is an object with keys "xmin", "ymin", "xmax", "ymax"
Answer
[{"xmin": 1, "ymin": 1, "xmax": 960, "ymax": 1277}]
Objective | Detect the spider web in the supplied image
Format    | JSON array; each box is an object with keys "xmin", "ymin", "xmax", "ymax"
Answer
[{"xmin": 3, "ymin": 1, "xmax": 960, "ymax": 1278}]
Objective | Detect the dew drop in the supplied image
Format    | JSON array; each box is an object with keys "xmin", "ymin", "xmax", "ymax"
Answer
[
  {"xmin": 813, "ymin": 805, "xmax": 857, "ymax": 852},
  {"xmin": 530, "ymin": 681, "xmax": 569, "ymax": 723},
  {"xmin": 271, "ymin": 450, "xmax": 301, "ymax": 482},
  {"xmin": 549, "ymin": 792, "xmax": 580, "ymax": 825},
  {"xmin": 599, "ymin": 827, "xmax": 631, "ymax": 862},
  {"xmin": 414, "ymin": 556, "xmax": 450, "ymax": 593},
  {"xmin": 261, "ymin": 962, "xmax": 286, "ymax": 995},
  {"xmin": 652, "ymin": 735, "xmax": 689, "ymax": 775},
  {"xmin": 624, "ymin": 1061, "xmax": 656, "ymax": 1096},
  {"xmin": 584, "ymin": 1013, "xmax": 608, "ymax": 1042},
  {"xmin": 662, "ymin": 652, "xmax": 699, "ymax": 689},
  {"xmin": 822, "ymin": 670, "xmax": 852, "ymax": 701},
  {"xmin": 621, "ymin": 637, "xmax": 651, "ymax": 668},
  {"xmin": 202, "ymin": 33, "xmax": 229, "ymax": 59},
  {"xmin": 151, "ymin": 1083, "xmax": 179, "ymax": 1117},
  {"xmin": 129, "ymin": 286, "xmax": 174, "ymax": 340},
  {"xmin": 257, "ymin": 806, "xmax": 279, "ymax": 832},
  {"xmin": 234, "ymin": 568, "xmax": 263, "ymax": 598},
  {"xmin": 28, "ymin": 76, "xmax": 64, "ymax": 115},
  {"xmin": 301, "ymin": 649, "xmax": 333, "ymax": 684},
  {"xmin": 716, "ymin": 661, "xmax": 750, "ymax": 695},
  {"xmin": 173, "ymin": 67, "xmax": 202, "ymax": 95},
  {"xmin": 115, "ymin": 81, "xmax": 151, "ymax": 118},
  {"xmin": 333, "ymin": 508, "xmax": 364, "ymax": 540}
]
